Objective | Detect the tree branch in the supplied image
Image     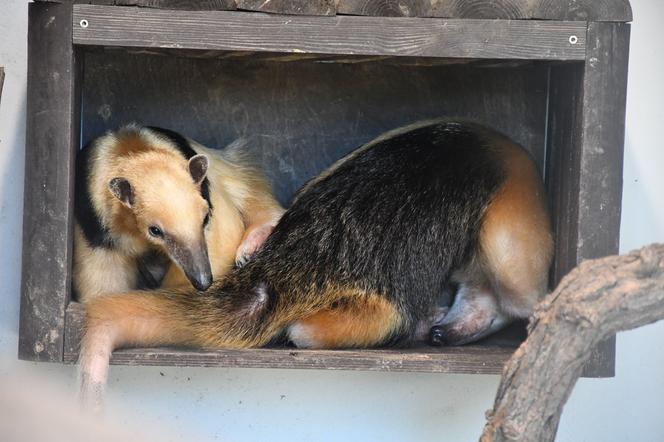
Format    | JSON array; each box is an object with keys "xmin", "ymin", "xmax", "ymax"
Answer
[
  {"xmin": 481, "ymin": 244, "xmax": 664, "ymax": 442},
  {"xmin": 0, "ymin": 67, "xmax": 5, "ymax": 104}
]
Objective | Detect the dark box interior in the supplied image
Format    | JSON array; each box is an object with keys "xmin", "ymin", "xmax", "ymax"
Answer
[
  {"xmin": 81, "ymin": 49, "xmax": 553, "ymax": 206},
  {"xmin": 75, "ymin": 48, "xmax": 571, "ymax": 350}
]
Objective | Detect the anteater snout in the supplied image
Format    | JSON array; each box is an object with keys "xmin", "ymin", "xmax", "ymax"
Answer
[
  {"xmin": 190, "ymin": 269, "xmax": 213, "ymax": 291},
  {"xmin": 169, "ymin": 238, "xmax": 213, "ymax": 292}
]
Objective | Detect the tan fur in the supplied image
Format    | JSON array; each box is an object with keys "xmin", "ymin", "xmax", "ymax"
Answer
[
  {"xmin": 79, "ymin": 290, "xmax": 200, "ymax": 406},
  {"xmin": 73, "ymin": 226, "xmax": 136, "ymax": 298},
  {"xmin": 84, "ymin": 293, "xmax": 196, "ymax": 349},
  {"xmin": 189, "ymin": 141, "xmax": 285, "ymax": 268},
  {"xmin": 74, "ymin": 126, "xmax": 284, "ymax": 301},
  {"xmin": 448, "ymin": 139, "xmax": 553, "ymax": 323},
  {"xmin": 288, "ymin": 293, "xmax": 402, "ymax": 349},
  {"xmin": 478, "ymin": 140, "xmax": 553, "ymax": 316}
]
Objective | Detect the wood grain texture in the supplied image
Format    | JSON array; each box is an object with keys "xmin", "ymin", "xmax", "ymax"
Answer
[
  {"xmin": 63, "ymin": 303, "xmax": 514, "ymax": 373},
  {"xmin": 72, "ymin": 5, "xmax": 587, "ymax": 60},
  {"xmin": 576, "ymin": 22, "xmax": 630, "ymax": 269},
  {"xmin": 482, "ymin": 245, "xmax": 664, "ymax": 441},
  {"xmin": 19, "ymin": 2, "xmax": 80, "ymax": 362},
  {"xmin": 237, "ymin": 0, "xmax": 335, "ymax": 16},
  {"xmin": 66, "ymin": 0, "xmax": 634, "ymax": 20},
  {"xmin": 429, "ymin": 0, "xmax": 632, "ymax": 21},
  {"xmin": 76, "ymin": 0, "xmax": 237, "ymax": 9},
  {"xmin": 430, "ymin": 0, "xmax": 535, "ymax": 19},
  {"xmin": 545, "ymin": 22, "xmax": 630, "ymax": 378},
  {"xmin": 546, "ymin": 64, "xmax": 583, "ymax": 291},
  {"xmin": 79, "ymin": 50, "xmax": 548, "ymax": 205},
  {"xmin": 533, "ymin": 0, "xmax": 632, "ymax": 22},
  {"xmin": 572, "ymin": 22, "xmax": 630, "ymax": 377},
  {"xmin": 98, "ymin": 49, "xmax": 541, "ymax": 65},
  {"xmin": 337, "ymin": 0, "xmax": 431, "ymax": 17}
]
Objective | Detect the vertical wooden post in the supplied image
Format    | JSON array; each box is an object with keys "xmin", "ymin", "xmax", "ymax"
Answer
[
  {"xmin": 19, "ymin": 1, "xmax": 80, "ymax": 362},
  {"xmin": 548, "ymin": 22, "xmax": 630, "ymax": 377},
  {"xmin": 576, "ymin": 22, "xmax": 630, "ymax": 377},
  {"xmin": 0, "ymin": 67, "xmax": 5, "ymax": 103}
]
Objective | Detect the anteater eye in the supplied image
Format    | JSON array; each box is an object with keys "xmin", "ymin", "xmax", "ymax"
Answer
[
  {"xmin": 148, "ymin": 226, "xmax": 163, "ymax": 238},
  {"xmin": 203, "ymin": 212, "xmax": 211, "ymax": 227}
]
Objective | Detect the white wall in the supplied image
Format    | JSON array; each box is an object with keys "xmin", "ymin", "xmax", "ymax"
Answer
[{"xmin": 1, "ymin": 1, "xmax": 662, "ymax": 440}]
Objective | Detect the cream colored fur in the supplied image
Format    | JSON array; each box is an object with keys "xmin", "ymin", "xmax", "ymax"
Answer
[{"xmin": 74, "ymin": 125, "xmax": 283, "ymax": 302}]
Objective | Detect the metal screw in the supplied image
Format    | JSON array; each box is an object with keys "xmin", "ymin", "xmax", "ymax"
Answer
[
  {"xmin": 569, "ymin": 35, "xmax": 578, "ymax": 45},
  {"xmin": 80, "ymin": 19, "xmax": 89, "ymax": 28}
]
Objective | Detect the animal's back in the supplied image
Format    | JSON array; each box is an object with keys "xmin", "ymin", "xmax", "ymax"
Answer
[{"xmin": 252, "ymin": 121, "xmax": 507, "ymax": 327}]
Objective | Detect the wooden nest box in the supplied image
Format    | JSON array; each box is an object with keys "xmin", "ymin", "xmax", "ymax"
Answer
[{"xmin": 20, "ymin": 0, "xmax": 632, "ymax": 377}]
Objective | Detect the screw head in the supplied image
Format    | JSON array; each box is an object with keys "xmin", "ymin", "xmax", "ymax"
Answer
[
  {"xmin": 80, "ymin": 19, "xmax": 89, "ymax": 28},
  {"xmin": 569, "ymin": 35, "xmax": 579, "ymax": 45}
]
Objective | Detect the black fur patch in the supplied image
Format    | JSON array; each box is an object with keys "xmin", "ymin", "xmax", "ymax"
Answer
[
  {"xmin": 135, "ymin": 249, "xmax": 171, "ymax": 290},
  {"xmin": 239, "ymin": 121, "xmax": 507, "ymax": 344},
  {"xmin": 75, "ymin": 139, "xmax": 113, "ymax": 248},
  {"xmin": 146, "ymin": 126, "xmax": 213, "ymax": 212}
]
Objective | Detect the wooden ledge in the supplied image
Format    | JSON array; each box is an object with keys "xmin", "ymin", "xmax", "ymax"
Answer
[
  {"xmin": 64, "ymin": 345, "xmax": 515, "ymax": 374},
  {"xmin": 58, "ymin": 0, "xmax": 633, "ymax": 22},
  {"xmin": 64, "ymin": 302, "xmax": 516, "ymax": 374}
]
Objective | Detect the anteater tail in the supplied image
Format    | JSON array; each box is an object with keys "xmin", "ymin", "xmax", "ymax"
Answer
[{"xmin": 78, "ymin": 263, "xmax": 302, "ymax": 410}]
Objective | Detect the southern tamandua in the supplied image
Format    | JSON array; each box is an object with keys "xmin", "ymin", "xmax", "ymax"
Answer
[
  {"xmin": 73, "ymin": 124, "xmax": 284, "ymax": 302},
  {"xmin": 79, "ymin": 120, "xmax": 553, "ymax": 404}
]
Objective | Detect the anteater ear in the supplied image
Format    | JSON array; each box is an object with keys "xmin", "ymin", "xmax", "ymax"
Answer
[
  {"xmin": 188, "ymin": 154, "xmax": 209, "ymax": 185},
  {"xmin": 108, "ymin": 177, "xmax": 134, "ymax": 208}
]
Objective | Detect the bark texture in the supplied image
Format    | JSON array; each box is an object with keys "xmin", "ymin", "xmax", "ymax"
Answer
[{"xmin": 482, "ymin": 244, "xmax": 664, "ymax": 442}]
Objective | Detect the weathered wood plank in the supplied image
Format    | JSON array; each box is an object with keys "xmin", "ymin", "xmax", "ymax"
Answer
[
  {"xmin": 49, "ymin": 0, "xmax": 635, "ymax": 21},
  {"xmin": 237, "ymin": 0, "xmax": 335, "ymax": 16},
  {"xmin": 63, "ymin": 303, "xmax": 514, "ymax": 373},
  {"xmin": 533, "ymin": 0, "xmax": 632, "ymax": 22},
  {"xmin": 71, "ymin": 346, "xmax": 514, "ymax": 373},
  {"xmin": 546, "ymin": 22, "xmax": 630, "ymax": 378},
  {"xmin": 76, "ymin": 0, "xmax": 237, "ymax": 9},
  {"xmin": 429, "ymin": 0, "xmax": 535, "ymax": 19},
  {"xmin": 337, "ymin": 0, "xmax": 431, "ymax": 17},
  {"xmin": 575, "ymin": 27, "xmax": 630, "ymax": 261},
  {"xmin": 106, "ymin": 49, "xmax": 540, "ymax": 66},
  {"xmin": 573, "ymin": 22, "xmax": 630, "ymax": 377},
  {"xmin": 20, "ymin": 2, "xmax": 80, "ymax": 362},
  {"xmin": 72, "ymin": 6, "xmax": 587, "ymax": 60},
  {"xmin": 546, "ymin": 63, "xmax": 583, "ymax": 291},
  {"xmin": 429, "ymin": 0, "xmax": 632, "ymax": 21}
]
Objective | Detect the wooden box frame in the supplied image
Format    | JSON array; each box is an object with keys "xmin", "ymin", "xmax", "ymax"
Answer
[{"xmin": 19, "ymin": 0, "xmax": 631, "ymax": 377}]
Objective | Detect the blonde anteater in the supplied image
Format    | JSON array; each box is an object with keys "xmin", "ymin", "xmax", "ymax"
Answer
[{"xmin": 73, "ymin": 124, "xmax": 284, "ymax": 302}]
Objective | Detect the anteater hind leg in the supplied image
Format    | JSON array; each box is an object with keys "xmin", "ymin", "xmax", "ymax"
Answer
[
  {"xmin": 434, "ymin": 232, "xmax": 550, "ymax": 346},
  {"xmin": 434, "ymin": 140, "xmax": 553, "ymax": 345},
  {"xmin": 432, "ymin": 222, "xmax": 552, "ymax": 346},
  {"xmin": 287, "ymin": 294, "xmax": 404, "ymax": 349},
  {"xmin": 475, "ymin": 139, "xmax": 553, "ymax": 320},
  {"xmin": 432, "ymin": 281, "xmax": 509, "ymax": 346}
]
